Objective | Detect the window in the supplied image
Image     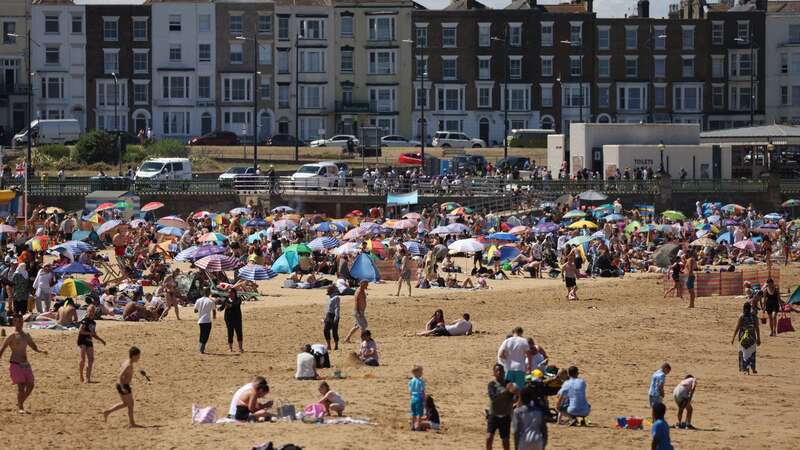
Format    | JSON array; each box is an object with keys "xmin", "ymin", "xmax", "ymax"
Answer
[
  {"xmin": 682, "ymin": 26, "xmax": 695, "ymax": 50},
  {"xmin": 737, "ymin": 21, "xmax": 750, "ymax": 42},
  {"xmin": 730, "ymin": 52, "xmax": 753, "ymax": 77},
  {"xmin": 597, "ymin": 57, "xmax": 610, "ymax": 78},
  {"xmin": 625, "ymin": 27, "xmax": 637, "ymax": 50},
  {"xmin": 654, "ymin": 27, "xmax": 666, "ymax": 50},
  {"xmin": 133, "ymin": 83, "xmax": 148, "ymax": 104},
  {"xmin": 654, "ymin": 56, "xmax": 666, "ymax": 78},
  {"xmin": 162, "ymin": 76, "xmax": 190, "ymax": 99},
  {"xmin": 477, "ymin": 86, "xmax": 491, "ymax": 108},
  {"xmin": 598, "ymin": 85, "xmax": 609, "ymax": 108},
  {"xmin": 300, "ymin": 116, "xmax": 324, "ymax": 139},
  {"xmin": 478, "ymin": 56, "xmax": 491, "ymax": 80},
  {"xmin": 478, "ymin": 23, "xmax": 490, "ymax": 47},
  {"xmin": 3, "ymin": 22, "xmax": 15, "ymax": 44},
  {"xmin": 166, "ymin": 44, "xmax": 180, "ymax": 62},
  {"xmin": 509, "ymin": 24, "xmax": 522, "ymax": 47},
  {"xmin": 625, "ymin": 56, "xmax": 637, "ymax": 78},
  {"xmin": 45, "ymin": 15, "xmax": 59, "ymax": 34},
  {"xmin": 40, "ymin": 77, "xmax": 64, "ymax": 99},
  {"xmin": 436, "ymin": 87, "xmax": 464, "ymax": 111},
  {"xmin": 505, "ymin": 86, "xmax": 530, "ymax": 111},
  {"xmin": 617, "ymin": 85, "xmax": 645, "ymax": 111},
  {"xmin": 199, "ymin": 44, "xmax": 211, "ymax": 62},
  {"xmin": 562, "ymin": 85, "xmax": 588, "ymax": 107},
  {"xmin": 541, "ymin": 84, "xmax": 553, "ymax": 107},
  {"xmin": 442, "ymin": 25, "xmax": 457, "ymax": 48},
  {"xmin": 259, "ymin": 15, "xmax": 272, "ymax": 34},
  {"xmin": 299, "ymin": 85, "xmax": 323, "ymax": 108},
  {"xmin": 368, "ymin": 50, "xmax": 395, "ymax": 75},
  {"xmin": 103, "ymin": 18, "xmax": 118, "ymax": 41},
  {"xmin": 259, "ymin": 44, "xmax": 272, "ymax": 65},
  {"xmin": 198, "ymin": 76, "xmax": 210, "ymax": 99},
  {"xmin": 782, "ymin": 86, "xmax": 789, "ymax": 105},
  {"xmin": 729, "ymin": 85, "xmax": 752, "ymax": 110},
  {"xmin": 415, "ymin": 25, "xmax": 427, "ymax": 48},
  {"xmin": 712, "ymin": 56, "xmax": 724, "ymax": 78},
  {"xmin": 278, "ymin": 17, "xmax": 289, "ymax": 40},
  {"xmin": 169, "ymin": 15, "xmax": 181, "ymax": 32},
  {"xmin": 133, "ymin": 18, "xmax": 147, "ymax": 40},
  {"xmin": 713, "ymin": 85, "xmax": 724, "ymax": 109},
  {"xmin": 509, "ymin": 57, "xmax": 522, "ymax": 80},
  {"xmin": 340, "ymin": 48, "xmax": 353, "ymax": 73},
  {"xmin": 674, "ymin": 85, "xmax": 702, "ymax": 111},
  {"xmin": 438, "ymin": 119, "xmax": 463, "ymax": 132},
  {"xmin": 340, "ymin": 15, "xmax": 353, "ymax": 37},
  {"xmin": 781, "ymin": 53, "xmax": 789, "ymax": 74},
  {"xmin": 442, "ymin": 57, "xmax": 457, "ymax": 80},
  {"xmin": 300, "ymin": 19, "xmax": 324, "ymax": 40},
  {"xmin": 570, "ymin": 22, "xmax": 582, "ymax": 45},
  {"xmin": 570, "ymin": 56, "xmax": 581, "ymax": 77},
  {"xmin": 654, "ymin": 85, "xmax": 666, "ymax": 108},
  {"xmin": 260, "ymin": 77, "xmax": 271, "ymax": 99},
  {"xmin": 793, "ymin": 86, "xmax": 800, "ymax": 106},
  {"xmin": 223, "ymin": 112, "xmax": 250, "ymax": 128},
  {"xmin": 300, "ymin": 49, "xmax": 325, "ymax": 73},
  {"xmin": 541, "ymin": 56, "xmax": 553, "ymax": 77},
  {"xmin": 45, "ymin": 46, "xmax": 60, "ymax": 65},
  {"xmin": 415, "ymin": 87, "xmax": 428, "ymax": 109},
  {"xmin": 97, "ymin": 80, "xmax": 126, "ymax": 107},
  {"xmin": 791, "ymin": 52, "xmax": 800, "ymax": 74},
  {"xmin": 368, "ymin": 17, "xmax": 395, "ymax": 41},
  {"xmin": 230, "ymin": 15, "xmax": 243, "ymax": 35},
  {"xmin": 133, "ymin": 51, "xmax": 148, "ymax": 73},
  {"xmin": 415, "ymin": 56, "xmax": 428, "ymax": 78},
  {"xmin": 104, "ymin": 51, "xmax": 119, "ymax": 74},
  {"xmin": 597, "ymin": 27, "xmax": 609, "ymax": 50},
  {"xmin": 342, "ymin": 86, "xmax": 353, "ymax": 105},
  {"xmin": 277, "ymin": 50, "xmax": 289, "ymax": 74},
  {"xmin": 278, "ymin": 85, "xmax": 289, "ymax": 108},
  {"xmin": 541, "ymin": 22, "xmax": 553, "ymax": 47},
  {"xmin": 682, "ymin": 56, "xmax": 694, "ymax": 78},
  {"xmin": 712, "ymin": 21, "xmax": 723, "ymax": 45},
  {"xmin": 71, "ymin": 14, "xmax": 82, "ymax": 34},
  {"xmin": 163, "ymin": 112, "xmax": 190, "ymax": 135},
  {"xmin": 198, "ymin": 14, "xmax": 211, "ymax": 33},
  {"xmin": 369, "ymin": 87, "xmax": 396, "ymax": 113},
  {"xmin": 223, "ymin": 78, "xmax": 251, "ymax": 102},
  {"xmin": 230, "ymin": 43, "xmax": 242, "ymax": 64}
]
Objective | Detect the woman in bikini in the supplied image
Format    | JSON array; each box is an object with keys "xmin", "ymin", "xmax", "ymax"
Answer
[
  {"xmin": 395, "ymin": 247, "xmax": 413, "ymax": 297},
  {"xmin": 159, "ymin": 269, "xmax": 181, "ymax": 320}
]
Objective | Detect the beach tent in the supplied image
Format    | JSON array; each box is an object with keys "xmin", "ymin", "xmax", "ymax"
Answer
[
  {"xmin": 789, "ymin": 286, "xmax": 800, "ymax": 305},
  {"xmin": 272, "ymin": 251, "xmax": 300, "ymax": 273},
  {"xmin": 350, "ymin": 253, "xmax": 380, "ymax": 282},
  {"xmin": 653, "ymin": 243, "xmax": 680, "ymax": 268}
]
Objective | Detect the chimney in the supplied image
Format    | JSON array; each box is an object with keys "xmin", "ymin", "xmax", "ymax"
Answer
[{"xmin": 637, "ymin": 0, "xmax": 649, "ymax": 18}]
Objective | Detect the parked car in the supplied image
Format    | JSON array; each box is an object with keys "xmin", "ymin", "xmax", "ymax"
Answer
[
  {"xmin": 496, "ymin": 156, "xmax": 531, "ymax": 172},
  {"xmin": 380, "ymin": 135, "xmax": 421, "ymax": 147},
  {"xmin": 218, "ymin": 166, "xmax": 257, "ymax": 187},
  {"xmin": 135, "ymin": 158, "xmax": 193, "ymax": 181},
  {"xmin": 289, "ymin": 161, "xmax": 340, "ymax": 189},
  {"xmin": 187, "ymin": 131, "xmax": 240, "ymax": 146},
  {"xmin": 309, "ymin": 135, "xmax": 359, "ymax": 148},
  {"xmin": 318, "ymin": 160, "xmax": 350, "ymax": 174},
  {"xmin": 112, "ymin": 131, "xmax": 142, "ymax": 146},
  {"xmin": 451, "ymin": 154, "xmax": 488, "ymax": 174},
  {"xmin": 431, "ymin": 131, "xmax": 485, "ymax": 148},
  {"xmin": 265, "ymin": 134, "xmax": 306, "ymax": 147},
  {"xmin": 398, "ymin": 153, "xmax": 423, "ymax": 166},
  {"xmin": 13, "ymin": 119, "xmax": 80, "ymax": 146}
]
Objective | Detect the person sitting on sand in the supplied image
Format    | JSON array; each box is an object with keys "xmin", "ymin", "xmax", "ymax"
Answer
[
  {"xmin": 417, "ymin": 313, "xmax": 473, "ymax": 337},
  {"xmin": 425, "ymin": 309, "xmax": 445, "ymax": 331},
  {"xmin": 317, "ymin": 381, "xmax": 345, "ymax": 417},
  {"xmin": 420, "ymin": 394, "xmax": 441, "ymax": 431},
  {"xmin": 229, "ymin": 376, "xmax": 273, "ymax": 422},
  {"xmin": 295, "ymin": 344, "xmax": 318, "ymax": 380},
  {"xmin": 57, "ymin": 298, "xmax": 79, "ymax": 326},
  {"xmin": 357, "ymin": 330, "xmax": 379, "ymax": 366}
]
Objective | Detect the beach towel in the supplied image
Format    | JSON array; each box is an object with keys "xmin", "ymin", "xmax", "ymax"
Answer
[
  {"xmin": 192, "ymin": 404, "xmax": 217, "ymax": 424},
  {"xmin": 304, "ymin": 403, "xmax": 326, "ymax": 420}
]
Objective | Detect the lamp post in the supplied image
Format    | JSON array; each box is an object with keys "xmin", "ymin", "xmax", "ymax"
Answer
[
  {"xmin": 111, "ymin": 72, "xmax": 122, "ymax": 175},
  {"xmin": 235, "ymin": 35, "xmax": 260, "ymax": 170},
  {"xmin": 293, "ymin": 32, "xmax": 303, "ymax": 162},
  {"xmin": 560, "ymin": 40, "xmax": 584, "ymax": 123},
  {"xmin": 658, "ymin": 140, "xmax": 665, "ymax": 174},
  {"xmin": 492, "ymin": 32, "xmax": 509, "ymax": 159},
  {"xmin": 735, "ymin": 32, "xmax": 755, "ymax": 126},
  {"xmin": 402, "ymin": 38, "xmax": 426, "ymax": 174},
  {"xmin": 766, "ymin": 140, "xmax": 775, "ymax": 172}
]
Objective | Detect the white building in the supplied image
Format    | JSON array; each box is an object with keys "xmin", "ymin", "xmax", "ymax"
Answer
[
  {"xmin": 274, "ymin": 0, "xmax": 334, "ymax": 141},
  {"xmin": 31, "ymin": 0, "xmax": 87, "ymax": 131},
  {"xmin": 150, "ymin": 0, "xmax": 216, "ymax": 141},
  {"xmin": 765, "ymin": 2, "xmax": 800, "ymax": 125}
]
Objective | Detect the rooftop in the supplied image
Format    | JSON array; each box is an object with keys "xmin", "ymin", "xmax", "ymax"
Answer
[{"xmin": 700, "ymin": 124, "xmax": 800, "ymax": 144}]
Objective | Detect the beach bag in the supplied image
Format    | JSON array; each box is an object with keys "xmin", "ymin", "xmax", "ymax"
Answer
[
  {"xmin": 277, "ymin": 400, "xmax": 296, "ymax": 420},
  {"xmin": 777, "ymin": 314, "xmax": 794, "ymax": 334},
  {"xmin": 739, "ymin": 329, "xmax": 755, "ymax": 348},
  {"xmin": 191, "ymin": 404, "xmax": 217, "ymax": 424}
]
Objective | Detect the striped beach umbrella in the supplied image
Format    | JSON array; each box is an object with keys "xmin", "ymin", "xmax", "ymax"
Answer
[
  {"xmin": 198, "ymin": 232, "xmax": 228, "ymax": 243},
  {"xmin": 402, "ymin": 240, "xmax": 427, "ymax": 256},
  {"xmin": 157, "ymin": 226, "xmax": 184, "ymax": 237},
  {"xmin": 175, "ymin": 246, "xmax": 199, "ymax": 262},
  {"xmin": 0, "ymin": 224, "xmax": 17, "ymax": 234},
  {"xmin": 56, "ymin": 278, "xmax": 92, "ymax": 297},
  {"xmin": 308, "ymin": 236, "xmax": 340, "ymax": 250},
  {"xmin": 237, "ymin": 264, "xmax": 277, "ymax": 281},
  {"xmin": 230, "ymin": 207, "xmax": 251, "ymax": 215},
  {"xmin": 194, "ymin": 255, "xmax": 243, "ymax": 272},
  {"xmin": 141, "ymin": 201, "xmax": 165, "ymax": 212},
  {"xmin": 95, "ymin": 202, "xmax": 116, "ymax": 212}
]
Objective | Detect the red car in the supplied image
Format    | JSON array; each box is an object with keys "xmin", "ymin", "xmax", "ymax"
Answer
[
  {"xmin": 187, "ymin": 131, "xmax": 240, "ymax": 146},
  {"xmin": 398, "ymin": 152, "xmax": 423, "ymax": 166}
]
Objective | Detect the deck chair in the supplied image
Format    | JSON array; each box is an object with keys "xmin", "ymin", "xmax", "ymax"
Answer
[{"xmin": 99, "ymin": 260, "xmax": 124, "ymax": 284}]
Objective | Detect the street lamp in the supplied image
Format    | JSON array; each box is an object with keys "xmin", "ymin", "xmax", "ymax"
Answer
[
  {"xmin": 735, "ymin": 33, "xmax": 755, "ymax": 126},
  {"xmin": 235, "ymin": 35, "xmax": 260, "ymax": 170},
  {"xmin": 111, "ymin": 72, "xmax": 122, "ymax": 175},
  {"xmin": 560, "ymin": 40, "xmax": 584, "ymax": 123},
  {"xmin": 402, "ymin": 38, "xmax": 427, "ymax": 175},
  {"xmin": 658, "ymin": 140, "xmax": 665, "ymax": 174},
  {"xmin": 491, "ymin": 33, "xmax": 509, "ymax": 159},
  {"xmin": 640, "ymin": 29, "xmax": 668, "ymax": 123},
  {"xmin": 766, "ymin": 140, "xmax": 775, "ymax": 172},
  {"xmin": 293, "ymin": 32, "xmax": 303, "ymax": 162}
]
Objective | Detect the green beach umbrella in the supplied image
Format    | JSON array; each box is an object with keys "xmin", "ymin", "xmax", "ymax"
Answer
[
  {"xmin": 624, "ymin": 220, "xmax": 642, "ymax": 234},
  {"xmin": 661, "ymin": 210, "xmax": 686, "ymax": 221},
  {"xmin": 285, "ymin": 243, "xmax": 312, "ymax": 254}
]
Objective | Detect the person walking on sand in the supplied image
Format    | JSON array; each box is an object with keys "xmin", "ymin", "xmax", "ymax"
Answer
[
  {"xmin": 194, "ymin": 288, "xmax": 216, "ymax": 354},
  {"xmin": 323, "ymin": 285, "xmax": 341, "ymax": 350},
  {"xmin": 497, "ymin": 327, "xmax": 530, "ymax": 389},
  {"xmin": 732, "ymin": 302, "xmax": 760, "ymax": 374},
  {"xmin": 763, "ymin": 278, "xmax": 781, "ymax": 337},
  {"xmin": 663, "ymin": 257, "xmax": 683, "ymax": 299},
  {"xmin": 220, "ymin": 288, "xmax": 244, "ymax": 353},
  {"xmin": 487, "ymin": 364, "xmax": 517, "ymax": 450},
  {"xmin": 563, "ymin": 246, "xmax": 578, "ymax": 300},
  {"xmin": 684, "ymin": 250, "xmax": 697, "ymax": 308},
  {"xmin": 159, "ymin": 269, "xmax": 181, "ymax": 320},
  {"xmin": 103, "ymin": 346, "xmax": 146, "ymax": 428},
  {"xmin": 344, "ymin": 280, "xmax": 369, "ymax": 344},
  {"xmin": 0, "ymin": 314, "xmax": 48, "ymax": 413},
  {"xmin": 648, "ymin": 362, "xmax": 671, "ymax": 408},
  {"xmin": 396, "ymin": 247, "xmax": 413, "ymax": 297},
  {"xmin": 77, "ymin": 305, "xmax": 106, "ymax": 383}
]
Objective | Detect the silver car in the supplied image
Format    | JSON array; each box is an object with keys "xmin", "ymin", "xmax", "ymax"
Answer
[{"xmin": 309, "ymin": 134, "xmax": 359, "ymax": 148}]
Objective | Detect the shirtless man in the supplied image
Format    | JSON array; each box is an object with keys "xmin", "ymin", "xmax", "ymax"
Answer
[
  {"xmin": 343, "ymin": 280, "xmax": 369, "ymax": 344},
  {"xmin": 112, "ymin": 229, "xmax": 130, "ymax": 268},
  {"xmin": 229, "ymin": 376, "xmax": 273, "ymax": 421},
  {"xmin": 685, "ymin": 249, "xmax": 697, "ymax": 308},
  {"xmin": 103, "ymin": 346, "xmax": 144, "ymax": 428},
  {"xmin": 0, "ymin": 314, "xmax": 48, "ymax": 413}
]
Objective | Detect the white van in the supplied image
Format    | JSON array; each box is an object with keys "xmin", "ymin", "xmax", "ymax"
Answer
[
  {"xmin": 135, "ymin": 158, "xmax": 193, "ymax": 181},
  {"xmin": 13, "ymin": 119, "xmax": 80, "ymax": 146},
  {"xmin": 290, "ymin": 161, "xmax": 339, "ymax": 189}
]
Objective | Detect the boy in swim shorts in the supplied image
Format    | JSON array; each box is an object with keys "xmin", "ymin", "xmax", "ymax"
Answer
[{"xmin": 103, "ymin": 346, "xmax": 145, "ymax": 427}]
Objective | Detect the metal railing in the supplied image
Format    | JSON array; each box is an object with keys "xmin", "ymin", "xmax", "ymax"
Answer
[
  {"xmin": 26, "ymin": 177, "xmax": 237, "ymax": 197},
  {"xmin": 671, "ymin": 179, "xmax": 768, "ymax": 193}
]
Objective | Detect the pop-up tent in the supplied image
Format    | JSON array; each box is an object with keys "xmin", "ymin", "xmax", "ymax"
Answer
[
  {"xmin": 272, "ymin": 251, "xmax": 300, "ymax": 274},
  {"xmin": 789, "ymin": 286, "xmax": 800, "ymax": 305},
  {"xmin": 350, "ymin": 253, "xmax": 380, "ymax": 282}
]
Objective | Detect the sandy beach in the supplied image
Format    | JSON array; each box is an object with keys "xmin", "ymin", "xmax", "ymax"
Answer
[{"xmin": 2, "ymin": 261, "xmax": 800, "ymax": 450}]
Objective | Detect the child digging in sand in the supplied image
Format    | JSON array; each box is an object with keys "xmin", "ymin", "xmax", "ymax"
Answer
[{"xmin": 103, "ymin": 346, "xmax": 147, "ymax": 427}]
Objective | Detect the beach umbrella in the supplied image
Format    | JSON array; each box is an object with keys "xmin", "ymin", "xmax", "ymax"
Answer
[
  {"xmin": 237, "ymin": 264, "xmax": 277, "ymax": 281},
  {"xmin": 141, "ymin": 202, "xmax": 165, "ymax": 212},
  {"xmin": 653, "ymin": 243, "xmax": 681, "ymax": 267},
  {"xmin": 448, "ymin": 238, "xmax": 485, "ymax": 254},
  {"xmin": 230, "ymin": 207, "xmax": 251, "ymax": 215},
  {"xmin": 247, "ymin": 230, "xmax": 269, "ymax": 243},
  {"xmin": 540, "ymin": 201, "xmax": 556, "ymax": 209},
  {"xmin": 332, "ymin": 220, "xmax": 352, "ymax": 230},
  {"xmin": 312, "ymin": 222, "xmax": 342, "ymax": 233},
  {"xmin": 55, "ymin": 278, "xmax": 92, "ymax": 297},
  {"xmin": 194, "ymin": 255, "xmax": 243, "ymax": 272},
  {"xmin": 707, "ymin": 215, "xmax": 721, "ymax": 224},
  {"xmin": 44, "ymin": 206, "xmax": 65, "ymax": 214},
  {"xmin": 535, "ymin": 222, "xmax": 561, "ymax": 234},
  {"xmin": 563, "ymin": 209, "xmax": 586, "ymax": 219},
  {"xmin": 390, "ymin": 219, "xmax": 417, "ymax": 230},
  {"xmin": 661, "ymin": 210, "xmax": 686, "ymax": 221},
  {"xmin": 509, "ymin": 225, "xmax": 531, "ymax": 235},
  {"xmin": 402, "ymin": 240, "xmax": 427, "ymax": 256},
  {"xmin": 272, "ymin": 219, "xmax": 297, "ymax": 231},
  {"xmin": 114, "ymin": 201, "xmax": 129, "ymax": 209},
  {"xmin": 53, "ymin": 261, "xmax": 101, "ymax": 275},
  {"xmin": 199, "ymin": 232, "xmax": 228, "ymax": 243},
  {"xmin": 245, "ymin": 218, "xmax": 268, "ymax": 228},
  {"xmin": 51, "ymin": 240, "xmax": 93, "ymax": 256},
  {"xmin": 721, "ymin": 204, "xmax": 745, "ymax": 214},
  {"xmin": 566, "ymin": 235, "xmax": 594, "ymax": 246},
  {"xmin": 308, "ymin": 236, "xmax": 340, "ymax": 250},
  {"xmin": 429, "ymin": 226, "xmax": 451, "ymax": 236},
  {"xmin": 441, "ymin": 202, "xmax": 460, "ymax": 212},
  {"xmin": 716, "ymin": 232, "xmax": 732, "ymax": 244},
  {"xmin": 175, "ymin": 246, "xmax": 199, "ymax": 262},
  {"xmin": 343, "ymin": 227, "xmax": 369, "ymax": 241},
  {"xmin": 193, "ymin": 245, "xmax": 228, "ymax": 260},
  {"xmin": 333, "ymin": 242, "xmax": 360, "ymax": 256},
  {"xmin": 27, "ymin": 235, "xmax": 49, "ymax": 252},
  {"xmin": 157, "ymin": 216, "xmax": 189, "ymax": 229},
  {"xmin": 782, "ymin": 199, "xmax": 800, "ymax": 208},
  {"xmin": 487, "ymin": 232, "xmax": 518, "ymax": 242},
  {"xmin": 624, "ymin": 221, "xmax": 643, "ymax": 234},
  {"xmin": 82, "ymin": 213, "xmax": 104, "ymax": 224},
  {"xmin": 764, "ymin": 213, "xmax": 783, "ymax": 221},
  {"xmin": 0, "ymin": 224, "xmax": 17, "ymax": 234},
  {"xmin": 95, "ymin": 202, "xmax": 116, "ymax": 212},
  {"xmin": 446, "ymin": 223, "xmax": 470, "ymax": 234},
  {"xmin": 271, "ymin": 206, "xmax": 296, "ymax": 213},
  {"xmin": 128, "ymin": 219, "xmax": 147, "ymax": 228},
  {"xmin": 567, "ymin": 220, "xmax": 598, "ymax": 230},
  {"xmin": 690, "ymin": 237, "xmax": 717, "ymax": 247},
  {"xmin": 578, "ymin": 190, "xmax": 608, "ymax": 201},
  {"xmin": 603, "ymin": 214, "xmax": 624, "ymax": 222},
  {"xmin": 451, "ymin": 207, "xmax": 474, "ymax": 215},
  {"xmin": 285, "ymin": 243, "xmax": 312, "ymax": 254},
  {"xmin": 96, "ymin": 220, "xmax": 122, "ymax": 236},
  {"xmin": 734, "ymin": 240, "xmax": 756, "ymax": 252},
  {"xmin": 192, "ymin": 211, "xmax": 213, "ymax": 219},
  {"xmin": 157, "ymin": 226, "xmax": 184, "ymax": 237},
  {"xmin": 403, "ymin": 212, "xmax": 421, "ymax": 220}
]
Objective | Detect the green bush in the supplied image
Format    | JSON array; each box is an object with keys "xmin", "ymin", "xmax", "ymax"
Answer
[
  {"xmin": 37, "ymin": 144, "xmax": 70, "ymax": 160},
  {"xmin": 72, "ymin": 130, "xmax": 117, "ymax": 164},
  {"xmin": 144, "ymin": 139, "xmax": 189, "ymax": 158},
  {"xmin": 123, "ymin": 145, "xmax": 148, "ymax": 163}
]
